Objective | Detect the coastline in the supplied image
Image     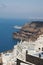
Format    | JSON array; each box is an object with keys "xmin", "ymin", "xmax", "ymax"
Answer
[
  {"xmin": 0, "ymin": 21, "xmax": 43, "ymax": 65},
  {"xmin": 13, "ymin": 21, "xmax": 43, "ymax": 41},
  {"xmin": 0, "ymin": 34, "xmax": 43, "ymax": 65}
]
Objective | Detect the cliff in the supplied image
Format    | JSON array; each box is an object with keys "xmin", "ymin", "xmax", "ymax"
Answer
[{"xmin": 13, "ymin": 21, "xmax": 43, "ymax": 41}]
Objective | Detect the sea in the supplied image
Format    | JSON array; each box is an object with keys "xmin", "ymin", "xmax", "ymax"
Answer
[{"xmin": 0, "ymin": 19, "xmax": 29, "ymax": 52}]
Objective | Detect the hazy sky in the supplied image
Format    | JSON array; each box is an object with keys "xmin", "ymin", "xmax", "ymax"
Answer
[{"xmin": 0, "ymin": 0, "xmax": 43, "ymax": 19}]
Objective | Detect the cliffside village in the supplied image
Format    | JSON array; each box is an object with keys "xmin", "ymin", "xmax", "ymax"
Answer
[{"xmin": 0, "ymin": 34, "xmax": 43, "ymax": 65}]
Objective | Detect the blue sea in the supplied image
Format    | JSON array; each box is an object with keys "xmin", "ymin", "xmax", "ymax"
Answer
[{"xmin": 0, "ymin": 19, "xmax": 29, "ymax": 52}]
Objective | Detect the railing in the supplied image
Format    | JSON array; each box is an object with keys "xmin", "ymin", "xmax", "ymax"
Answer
[{"xmin": 16, "ymin": 59, "xmax": 33, "ymax": 65}]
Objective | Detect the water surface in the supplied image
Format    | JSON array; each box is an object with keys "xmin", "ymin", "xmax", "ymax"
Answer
[{"xmin": 0, "ymin": 19, "xmax": 29, "ymax": 52}]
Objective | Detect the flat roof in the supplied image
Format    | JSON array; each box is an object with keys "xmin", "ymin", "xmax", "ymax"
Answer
[{"xmin": 33, "ymin": 51, "xmax": 43, "ymax": 59}]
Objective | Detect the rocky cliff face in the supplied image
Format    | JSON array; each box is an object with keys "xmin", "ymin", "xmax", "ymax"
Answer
[{"xmin": 13, "ymin": 21, "xmax": 43, "ymax": 41}]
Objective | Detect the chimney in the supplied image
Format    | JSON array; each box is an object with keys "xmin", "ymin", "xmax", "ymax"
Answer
[{"xmin": 26, "ymin": 50, "xmax": 28, "ymax": 61}]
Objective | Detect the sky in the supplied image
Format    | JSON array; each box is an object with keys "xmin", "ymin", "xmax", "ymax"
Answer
[{"xmin": 0, "ymin": 0, "xmax": 43, "ymax": 19}]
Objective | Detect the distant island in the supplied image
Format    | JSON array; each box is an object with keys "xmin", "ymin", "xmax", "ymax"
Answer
[{"xmin": 13, "ymin": 21, "xmax": 43, "ymax": 41}]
